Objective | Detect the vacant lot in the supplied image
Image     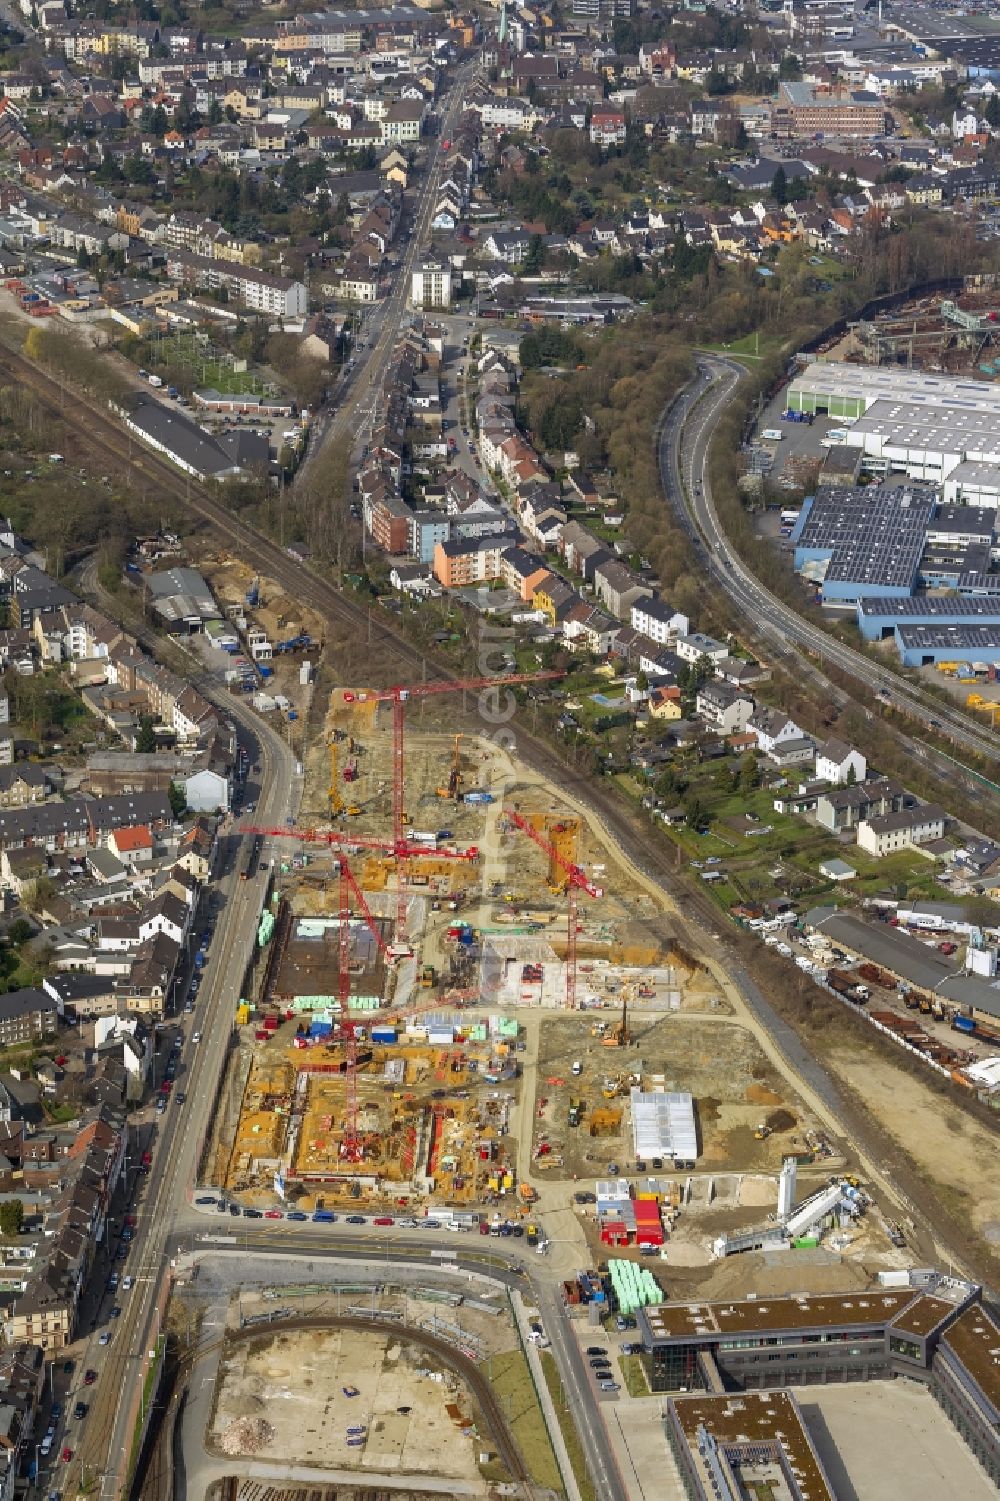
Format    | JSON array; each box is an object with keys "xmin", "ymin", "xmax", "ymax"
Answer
[
  {"xmin": 828, "ymin": 1041, "xmax": 1000, "ymax": 1269},
  {"xmin": 209, "ymin": 1327, "xmax": 482, "ymax": 1483}
]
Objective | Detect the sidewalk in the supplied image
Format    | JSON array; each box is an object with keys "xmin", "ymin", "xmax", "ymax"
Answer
[{"xmin": 510, "ymin": 1289, "xmax": 582, "ymax": 1501}]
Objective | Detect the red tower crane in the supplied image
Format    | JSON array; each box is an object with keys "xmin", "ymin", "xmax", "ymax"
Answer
[
  {"xmin": 237, "ymin": 823, "xmax": 477, "ymax": 1159},
  {"xmin": 508, "ymin": 812, "xmax": 602, "ymax": 1011},
  {"xmin": 366, "ymin": 671, "xmax": 561, "ymax": 933},
  {"xmin": 241, "ymin": 819, "xmax": 478, "ymax": 970}
]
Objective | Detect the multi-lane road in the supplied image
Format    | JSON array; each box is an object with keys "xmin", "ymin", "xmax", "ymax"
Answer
[
  {"xmin": 66, "ymin": 704, "xmax": 298, "ymax": 1500},
  {"xmin": 658, "ymin": 355, "xmax": 1000, "ymax": 789}
]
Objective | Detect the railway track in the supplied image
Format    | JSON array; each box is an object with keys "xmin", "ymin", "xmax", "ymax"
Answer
[
  {"xmin": 8, "ymin": 320, "xmax": 993, "ymax": 1298},
  {"xmin": 171, "ymin": 1313, "xmax": 531, "ymax": 1491}
]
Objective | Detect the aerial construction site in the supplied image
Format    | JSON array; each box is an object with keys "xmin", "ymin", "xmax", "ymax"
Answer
[{"xmin": 199, "ymin": 672, "xmax": 914, "ymax": 1283}]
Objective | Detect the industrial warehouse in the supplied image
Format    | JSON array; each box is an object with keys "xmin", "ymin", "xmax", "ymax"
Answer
[{"xmin": 787, "ymin": 485, "xmax": 1000, "ymax": 667}]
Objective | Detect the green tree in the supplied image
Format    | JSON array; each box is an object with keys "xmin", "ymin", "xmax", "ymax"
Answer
[
  {"xmin": 685, "ymin": 797, "xmax": 708, "ymax": 831},
  {"xmin": 0, "ymin": 1200, "xmax": 23, "ymax": 1237},
  {"xmin": 771, "ymin": 166, "xmax": 788, "ymax": 206},
  {"xmin": 168, "ymin": 783, "xmax": 188, "ymax": 819},
  {"xmin": 135, "ymin": 715, "xmax": 157, "ymax": 754},
  {"xmin": 738, "ymin": 750, "xmax": 759, "ymax": 794}
]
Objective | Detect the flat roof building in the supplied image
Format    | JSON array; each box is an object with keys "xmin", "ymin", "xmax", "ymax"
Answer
[
  {"xmin": 665, "ymin": 1391, "xmax": 837, "ymax": 1501},
  {"xmin": 787, "ymin": 364, "xmax": 1000, "ymax": 422},
  {"xmin": 792, "ymin": 485, "xmax": 934, "ymax": 602},
  {"xmin": 843, "ymin": 399, "xmax": 1000, "ymax": 485},
  {"xmin": 638, "ymin": 1269, "xmax": 1000, "ymax": 1487},
  {"xmin": 630, "ymin": 1089, "xmax": 697, "ymax": 1165},
  {"xmin": 858, "ymin": 592, "xmax": 1000, "ymax": 640},
  {"xmin": 895, "ymin": 622, "xmax": 1000, "ymax": 667}
]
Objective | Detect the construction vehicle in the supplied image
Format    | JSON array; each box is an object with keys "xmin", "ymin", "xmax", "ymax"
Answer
[
  {"xmin": 525, "ymin": 1222, "xmax": 539, "ymax": 1247},
  {"xmin": 420, "ymin": 964, "xmax": 435, "ymax": 989},
  {"xmin": 518, "ymin": 1183, "xmax": 538, "ymax": 1206},
  {"xmin": 568, "ymin": 1098, "xmax": 583, "ymax": 1128},
  {"xmin": 328, "ymin": 739, "xmax": 343, "ymax": 817},
  {"xmin": 588, "ymin": 1106, "xmax": 622, "ymax": 1137},
  {"xmin": 754, "ymin": 1123, "xmax": 771, "ymax": 1140},
  {"xmin": 601, "ymin": 1001, "xmax": 630, "ymax": 1047},
  {"xmin": 602, "ymin": 1076, "xmax": 624, "ymax": 1100},
  {"xmin": 436, "ymin": 734, "xmax": 464, "ymax": 799},
  {"xmin": 346, "ymin": 804, "xmax": 362, "ymax": 816},
  {"xmin": 591, "ymin": 1021, "xmax": 607, "ymax": 1038}
]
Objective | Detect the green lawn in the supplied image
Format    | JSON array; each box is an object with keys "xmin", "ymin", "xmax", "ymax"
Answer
[
  {"xmin": 615, "ymin": 763, "xmax": 949, "ymax": 912},
  {"xmin": 618, "ymin": 1352, "xmax": 650, "ymax": 1396},
  {"xmin": 698, "ymin": 329, "xmax": 788, "ymax": 363},
  {"xmin": 540, "ymin": 1351, "xmax": 597, "ymax": 1501},
  {"xmin": 485, "ymin": 1349, "xmax": 564, "ymax": 1493}
]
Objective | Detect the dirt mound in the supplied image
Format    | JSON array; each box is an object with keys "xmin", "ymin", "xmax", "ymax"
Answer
[
  {"xmin": 746, "ymin": 1083, "xmax": 781, "ymax": 1106},
  {"xmin": 766, "ymin": 1108, "xmax": 797, "ymax": 1133},
  {"xmin": 220, "ymin": 1416, "xmax": 275, "ymax": 1456}
]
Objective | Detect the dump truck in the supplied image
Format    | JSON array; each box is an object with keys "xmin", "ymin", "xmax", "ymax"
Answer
[{"xmin": 568, "ymin": 1098, "xmax": 583, "ymax": 1128}]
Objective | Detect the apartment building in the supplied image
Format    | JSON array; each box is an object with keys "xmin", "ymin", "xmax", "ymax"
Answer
[
  {"xmin": 164, "ymin": 250, "xmax": 306, "ymax": 318},
  {"xmin": 856, "ymin": 804, "xmax": 947, "ymax": 857},
  {"xmin": 432, "ymin": 537, "xmax": 505, "ymax": 588}
]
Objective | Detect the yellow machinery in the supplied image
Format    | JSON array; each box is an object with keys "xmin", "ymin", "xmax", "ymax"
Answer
[
  {"xmin": 601, "ymin": 1000, "xmax": 630, "ymax": 1048},
  {"xmin": 437, "ymin": 734, "xmax": 465, "ymax": 798},
  {"xmin": 588, "ymin": 1106, "xmax": 622, "ymax": 1137},
  {"xmin": 328, "ymin": 738, "xmax": 342, "ymax": 816},
  {"xmin": 966, "ymin": 693, "xmax": 1000, "ymax": 728}
]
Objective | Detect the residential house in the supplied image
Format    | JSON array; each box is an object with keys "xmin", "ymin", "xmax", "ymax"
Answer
[
  {"xmin": 696, "ymin": 682, "xmax": 755, "ymax": 735},
  {"xmin": 856, "ymin": 804, "xmax": 947, "ymax": 857},
  {"xmin": 648, "ymin": 685, "xmax": 683, "ymax": 720},
  {"xmin": 815, "ymin": 777, "xmax": 907, "ymax": 834},
  {"xmin": 814, "ymin": 737, "xmax": 867, "ymax": 787},
  {"xmin": 630, "ymin": 597, "xmax": 690, "ymax": 645},
  {"xmin": 593, "ymin": 559, "xmax": 651, "ymax": 619}
]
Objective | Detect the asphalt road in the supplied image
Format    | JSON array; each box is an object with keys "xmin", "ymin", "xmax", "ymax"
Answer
[
  {"xmin": 306, "ymin": 61, "xmax": 477, "ymax": 479},
  {"xmin": 658, "ymin": 355, "xmax": 1000, "ymax": 786},
  {"xmin": 70, "ymin": 698, "xmax": 299, "ymax": 1499},
  {"xmin": 173, "ymin": 1219, "xmax": 630, "ymax": 1501}
]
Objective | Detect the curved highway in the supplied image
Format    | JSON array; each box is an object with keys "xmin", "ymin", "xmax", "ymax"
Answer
[{"xmin": 658, "ymin": 355, "xmax": 1000, "ymax": 787}]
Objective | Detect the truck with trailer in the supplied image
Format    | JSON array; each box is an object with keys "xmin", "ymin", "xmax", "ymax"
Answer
[{"xmin": 825, "ymin": 969, "xmax": 870, "ymax": 1004}]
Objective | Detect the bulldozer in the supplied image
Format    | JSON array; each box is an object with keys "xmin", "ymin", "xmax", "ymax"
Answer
[
  {"xmin": 602, "ymin": 1075, "xmax": 625, "ymax": 1100},
  {"xmin": 754, "ymin": 1122, "xmax": 771, "ymax": 1141}
]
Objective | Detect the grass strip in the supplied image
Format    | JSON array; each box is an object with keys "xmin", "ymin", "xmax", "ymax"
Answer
[
  {"xmin": 484, "ymin": 1347, "xmax": 563, "ymax": 1493},
  {"xmin": 540, "ymin": 1349, "xmax": 598, "ymax": 1501}
]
